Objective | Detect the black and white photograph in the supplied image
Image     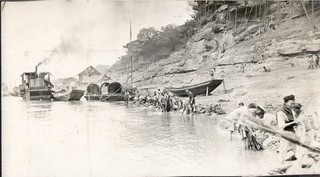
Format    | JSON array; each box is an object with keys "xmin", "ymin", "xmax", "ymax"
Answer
[{"xmin": 1, "ymin": 0, "xmax": 320, "ymax": 176}]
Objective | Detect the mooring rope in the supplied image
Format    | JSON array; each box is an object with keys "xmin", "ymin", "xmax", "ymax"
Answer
[{"xmin": 100, "ymin": 87, "xmax": 122, "ymax": 101}]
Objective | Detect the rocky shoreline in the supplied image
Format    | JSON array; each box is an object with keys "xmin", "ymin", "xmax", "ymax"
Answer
[{"xmin": 109, "ymin": 2, "xmax": 320, "ymax": 174}]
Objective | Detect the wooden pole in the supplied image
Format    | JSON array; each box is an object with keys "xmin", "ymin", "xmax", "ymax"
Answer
[
  {"xmin": 130, "ymin": 20, "xmax": 133, "ymax": 87},
  {"xmin": 131, "ymin": 56, "xmax": 133, "ymax": 86},
  {"xmin": 244, "ymin": 5, "xmax": 247, "ymax": 20},
  {"xmin": 235, "ymin": 5, "xmax": 237, "ymax": 29},
  {"xmin": 255, "ymin": 3, "xmax": 258, "ymax": 19},
  {"xmin": 312, "ymin": 0, "xmax": 314, "ymax": 18},
  {"xmin": 265, "ymin": 0, "xmax": 268, "ymax": 18},
  {"xmin": 301, "ymin": 0, "xmax": 318, "ymax": 31},
  {"xmin": 301, "ymin": 0, "xmax": 310, "ymax": 19},
  {"xmin": 259, "ymin": 2, "xmax": 262, "ymax": 19},
  {"xmin": 248, "ymin": 5, "xmax": 254, "ymax": 23},
  {"xmin": 278, "ymin": 0, "xmax": 280, "ymax": 14},
  {"xmin": 290, "ymin": 0, "xmax": 292, "ymax": 20}
]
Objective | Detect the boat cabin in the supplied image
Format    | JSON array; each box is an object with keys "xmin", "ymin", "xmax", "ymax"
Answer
[
  {"xmin": 21, "ymin": 72, "xmax": 53, "ymax": 90},
  {"xmin": 19, "ymin": 68, "xmax": 54, "ymax": 100}
]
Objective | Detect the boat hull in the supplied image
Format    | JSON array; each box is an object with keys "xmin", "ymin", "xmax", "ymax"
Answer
[
  {"xmin": 53, "ymin": 89, "xmax": 85, "ymax": 101},
  {"xmin": 85, "ymin": 94, "xmax": 125, "ymax": 101},
  {"xmin": 165, "ymin": 79, "xmax": 224, "ymax": 96},
  {"xmin": 23, "ymin": 90, "xmax": 53, "ymax": 100}
]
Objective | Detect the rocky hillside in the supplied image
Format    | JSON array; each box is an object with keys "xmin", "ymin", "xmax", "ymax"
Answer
[{"xmin": 110, "ymin": 1, "xmax": 320, "ymax": 112}]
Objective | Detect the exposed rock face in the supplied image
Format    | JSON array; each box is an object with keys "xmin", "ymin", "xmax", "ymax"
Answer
[{"xmin": 110, "ymin": 3, "xmax": 320, "ymax": 96}]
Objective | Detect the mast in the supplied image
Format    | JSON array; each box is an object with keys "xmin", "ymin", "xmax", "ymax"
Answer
[{"xmin": 129, "ymin": 19, "xmax": 133, "ymax": 87}]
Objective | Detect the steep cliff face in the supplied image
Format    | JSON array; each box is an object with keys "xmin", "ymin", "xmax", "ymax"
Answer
[{"xmin": 110, "ymin": 1, "xmax": 320, "ymax": 107}]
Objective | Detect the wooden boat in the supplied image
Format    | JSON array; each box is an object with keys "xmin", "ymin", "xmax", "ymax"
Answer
[
  {"xmin": 53, "ymin": 89, "xmax": 85, "ymax": 101},
  {"xmin": 84, "ymin": 82, "xmax": 136, "ymax": 101},
  {"xmin": 165, "ymin": 79, "xmax": 224, "ymax": 96},
  {"xmin": 19, "ymin": 66, "xmax": 54, "ymax": 101}
]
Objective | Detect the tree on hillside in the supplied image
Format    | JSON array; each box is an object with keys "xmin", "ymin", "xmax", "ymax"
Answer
[
  {"xmin": 178, "ymin": 20, "xmax": 196, "ymax": 42},
  {"xmin": 137, "ymin": 27, "xmax": 160, "ymax": 42},
  {"xmin": 159, "ymin": 24, "xmax": 184, "ymax": 51},
  {"xmin": 136, "ymin": 27, "xmax": 160, "ymax": 58}
]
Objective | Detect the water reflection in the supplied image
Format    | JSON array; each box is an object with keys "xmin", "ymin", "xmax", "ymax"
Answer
[
  {"xmin": 26, "ymin": 100, "xmax": 53, "ymax": 120},
  {"xmin": 3, "ymin": 97, "xmax": 280, "ymax": 177}
]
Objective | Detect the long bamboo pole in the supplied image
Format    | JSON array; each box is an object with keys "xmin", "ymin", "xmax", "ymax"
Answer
[
  {"xmin": 300, "ymin": 0, "xmax": 318, "ymax": 32},
  {"xmin": 290, "ymin": 0, "xmax": 292, "ymax": 20},
  {"xmin": 312, "ymin": 0, "xmax": 314, "ymax": 18},
  {"xmin": 222, "ymin": 117, "xmax": 320, "ymax": 153},
  {"xmin": 301, "ymin": 0, "xmax": 310, "ymax": 20},
  {"xmin": 248, "ymin": 5, "xmax": 254, "ymax": 23},
  {"xmin": 235, "ymin": 4, "xmax": 238, "ymax": 29},
  {"xmin": 255, "ymin": 2, "xmax": 258, "ymax": 19},
  {"xmin": 259, "ymin": 2, "xmax": 262, "ymax": 19},
  {"xmin": 244, "ymin": 6, "xmax": 247, "ymax": 21}
]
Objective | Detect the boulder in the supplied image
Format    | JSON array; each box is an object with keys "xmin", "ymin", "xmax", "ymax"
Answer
[
  {"xmin": 204, "ymin": 40, "xmax": 219, "ymax": 52},
  {"xmin": 183, "ymin": 58, "xmax": 202, "ymax": 71},
  {"xmin": 194, "ymin": 28, "xmax": 213, "ymax": 42},
  {"xmin": 212, "ymin": 24, "xmax": 225, "ymax": 34},
  {"xmin": 304, "ymin": 45, "xmax": 320, "ymax": 53},
  {"xmin": 278, "ymin": 46, "xmax": 303, "ymax": 56},
  {"xmin": 234, "ymin": 24, "xmax": 261, "ymax": 42},
  {"xmin": 190, "ymin": 39, "xmax": 207, "ymax": 56}
]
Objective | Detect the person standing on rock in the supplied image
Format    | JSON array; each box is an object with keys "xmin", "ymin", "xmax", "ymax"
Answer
[
  {"xmin": 210, "ymin": 68, "xmax": 216, "ymax": 78},
  {"xmin": 276, "ymin": 95, "xmax": 299, "ymax": 163},
  {"xmin": 155, "ymin": 89, "xmax": 161, "ymax": 108}
]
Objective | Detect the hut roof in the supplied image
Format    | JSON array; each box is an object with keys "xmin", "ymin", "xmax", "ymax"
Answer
[{"xmin": 78, "ymin": 66, "xmax": 101, "ymax": 76}]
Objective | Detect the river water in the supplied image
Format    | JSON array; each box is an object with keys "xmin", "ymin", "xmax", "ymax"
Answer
[{"xmin": 2, "ymin": 97, "xmax": 281, "ymax": 176}]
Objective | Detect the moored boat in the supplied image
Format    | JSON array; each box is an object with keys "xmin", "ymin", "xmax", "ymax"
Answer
[
  {"xmin": 84, "ymin": 82, "xmax": 136, "ymax": 101},
  {"xmin": 165, "ymin": 79, "xmax": 224, "ymax": 96},
  {"xmin": 19, "ymin": 66, "xmax": 54, "ymax": 101},
  {"xmin": 53, "ymin": 89, "xmax": 85, "ymax": 101}
]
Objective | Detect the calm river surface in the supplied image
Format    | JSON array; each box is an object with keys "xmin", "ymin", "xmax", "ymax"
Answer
[{"xmin": 2, "ymin": 97, "xmax": 281, "ymax": 176}]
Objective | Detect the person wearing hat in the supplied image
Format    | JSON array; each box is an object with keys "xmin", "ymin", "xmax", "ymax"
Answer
[{"xmin": 276, "ymin": 94, "xmax": 300, "ymax": 163}]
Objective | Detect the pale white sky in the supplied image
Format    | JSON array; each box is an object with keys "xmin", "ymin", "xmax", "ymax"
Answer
[{"xmin": 1, "ymin": 0, "xmax": 192, "ymax": 89}]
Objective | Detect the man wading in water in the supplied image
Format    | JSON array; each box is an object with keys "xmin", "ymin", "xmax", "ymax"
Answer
[
  {"xmin": 124, "ymin": 90, "xmax": 130, "ymax": 103},
  {"xmin": 227, "ymin": 102, "xmax": 245, "ymax": 140},
  {"xmin": 236, "ymin": 103, "xmax": 265, "ymax": 151},
  {"xmin": 186, "ymin": 89, "xmax": 195, "ymax": 113},
  {"xmin": 276, "ymin": 95, "xmax": 299, "ymax": 163}
]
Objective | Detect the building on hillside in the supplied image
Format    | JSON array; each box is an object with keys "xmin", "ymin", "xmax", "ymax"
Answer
[
  {"xmin": 54, "ymin": 77, "xmax": 77, "ymax": 88},
  {"xmin": 78, "ymin": 66, "xmax": 102, "ymax": 84},
  {"xmin": 78, "ymin": 66, "xmax": 111, "ymax": 85}
]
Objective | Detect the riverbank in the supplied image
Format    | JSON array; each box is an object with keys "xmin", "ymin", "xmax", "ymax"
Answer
[{"xmin": 111, "ymin": 11, "xmax": 320, "ymax": 114}]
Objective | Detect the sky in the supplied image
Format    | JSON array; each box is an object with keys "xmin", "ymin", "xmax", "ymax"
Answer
[{"xmin": 1, "ymin": 0, "xmax": 193, "ymax": 89}]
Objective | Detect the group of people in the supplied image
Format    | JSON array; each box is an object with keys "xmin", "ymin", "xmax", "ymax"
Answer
[
  {"xmin": 127, "ymin": 89, "xmax": 197, "ymax": 114},
  {"xmin": 226, "ymin": 94, "xmax": 320, "ymax": 165},
  {"xmin": 276, "ymin": 95, "xmax": 319, "ymax": 164}
]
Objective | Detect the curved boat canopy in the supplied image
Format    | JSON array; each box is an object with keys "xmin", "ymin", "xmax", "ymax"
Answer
[
  {"xmin": 86, "ymin": 83, "xmax": 100, "ymax": 95},
  {"xmin": 100, "ymin": 82, "xmax": 110, "ymax": 94},
  {"xmin": 108, "ymin": 82, "xmax": 122, "ymax": 94}
]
